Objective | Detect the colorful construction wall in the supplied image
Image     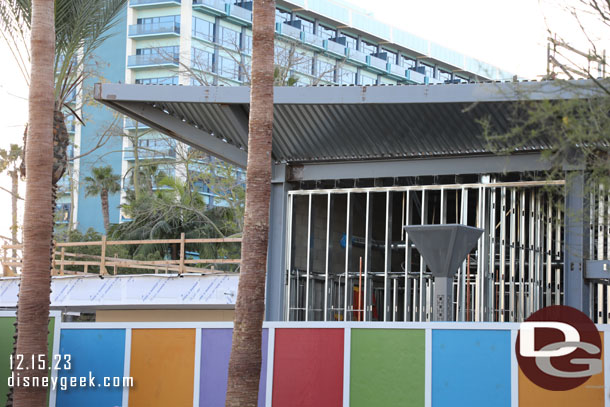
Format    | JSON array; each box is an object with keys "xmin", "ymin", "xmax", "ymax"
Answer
[{"xmin": 0, "ymin": 316, "xmax": 609, "ymax": 406}]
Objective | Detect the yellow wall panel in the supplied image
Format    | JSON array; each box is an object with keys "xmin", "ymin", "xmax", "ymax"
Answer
[{"xmin": 129, "ymin": 329, "xmax": 196, "ymax": 407}]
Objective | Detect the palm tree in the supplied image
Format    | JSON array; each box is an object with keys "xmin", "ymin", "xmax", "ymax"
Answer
[
  {"xmin": 84, "ymin": 166, "xmax": 121, "ymax": 232},
  {"xmin": 0, "ymin": 144, "xmax": 23, "ymax": 266},
  {"xmin": 225, "ymin": 0, "xmax": 276, "ymax": 405},
  {"xmin": 11, "ymin": 0, "xmax": 55, "ymax": 405},
  {"xmin": 1, "ymin": 0, "xmax": 127, "ymax": 187}
]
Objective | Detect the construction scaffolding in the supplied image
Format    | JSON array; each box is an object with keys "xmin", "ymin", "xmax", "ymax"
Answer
[{"xmin": 284, "ymin": 179, "xmax": 569, "ymax": 323}]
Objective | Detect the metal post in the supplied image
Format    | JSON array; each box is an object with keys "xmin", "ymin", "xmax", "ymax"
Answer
[
  {"xmin": 419, "ymin": 190, "xmax": 427, "ymax": 321},
  {"xmin": 404, "ymin": 191, "xmax": 412, "ymax": 322},
  {"xmin": 510, "ymin": 188, "xmax": 516, "ymax": 321},
  {"xmin": 499, "ymin": 187, "xmax": 507, "ymax": 321},
  {"xmin": 364, "ymin": 192, "xmax": 371, "ymax": 321},
  {"xmin": 546, "ymin": 196, "xmax": 553, "ymax": 308},
  {"xmin": 285, "ymin": 194, "xmax": 294, "ymax": 320},
  {"xmin": 519, "ymin": 190, "xmax": 526, "ymax": 320},
  {"xmin": 597, "ymin": 185, "xmax": 604, "ymax": 323},
  {"xmin": 324, "ymin": 192, "xmax": 332, "ymax": 321},
  {"xmin": 305, "ymin": 194, "xmax": 312, "ymax": 321},
  {"xmin": 563, "ymin": 171, "xmax": 590, "ymax": 313},
  {"xmin": 383, "ymin": 191, "xmax": 393, "ymax": 321},
  {"xmin": 344, "ymin": 192, "xmax": 352, "ymax": 321},
  {"xmin": 459, "ymin": 187, "xmax": 468, "ymax": 321}
]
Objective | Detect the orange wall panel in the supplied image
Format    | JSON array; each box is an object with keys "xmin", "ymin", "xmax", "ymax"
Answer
[
  {"xmin": 519, "ymin": 332, "xmax": 605, "ymax": 407},
  {"xmin": 129, "ymin": 328, "xmax": 196, "ymax": 407}
]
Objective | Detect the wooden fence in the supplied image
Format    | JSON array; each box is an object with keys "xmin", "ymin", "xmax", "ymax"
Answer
[{"xmin": 1, "ymin": 233, "xmax": 241, "ymax": 277}]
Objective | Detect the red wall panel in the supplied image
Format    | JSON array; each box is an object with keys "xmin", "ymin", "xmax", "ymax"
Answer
[{"xmin": 272, "ymin": 328, "xmax": 344, "ymax": 407}]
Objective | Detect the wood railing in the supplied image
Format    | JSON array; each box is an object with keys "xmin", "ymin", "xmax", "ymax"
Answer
[{"xmin": 1, "ymin": 233, "xmax": 241, "ymax": 277}]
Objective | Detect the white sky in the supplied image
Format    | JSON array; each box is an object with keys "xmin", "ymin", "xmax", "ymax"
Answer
[{"xmin": 0, "ymin": 0, "xmax": 605, "ymax": 240}]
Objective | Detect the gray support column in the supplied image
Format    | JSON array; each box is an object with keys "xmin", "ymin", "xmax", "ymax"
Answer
[
  {"xmin": 563, "ymin": 170, "xmax": 590, "ymax": 313},
  {"xmin": 265, "ymin": 164, "xmax": 293, "ymax": 321},
  {"xmin": 213, "ymin": 17, "xmax": 221, "ymax": 85}
]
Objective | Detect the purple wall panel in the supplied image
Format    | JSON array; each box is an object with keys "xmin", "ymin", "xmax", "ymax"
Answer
[{"xmin": 199, "ymin": 328, "xmax": 268, "ymax": 406}]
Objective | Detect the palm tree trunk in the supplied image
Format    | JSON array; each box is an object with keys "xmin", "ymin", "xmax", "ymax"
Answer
[
  {"xmin": 13, "ymin": 0, "xmax": 55, "ymax": 405},
  {"xmin": 101, "ymin": 189, "xmax": 110, "ymax": 232},
  {"xmin": 225, "ymin": 0, "xmax": 275, "ymax": 405},
  {"xmin": 11, "ymin": 168, "xmax": 18, "ymax": 265}
]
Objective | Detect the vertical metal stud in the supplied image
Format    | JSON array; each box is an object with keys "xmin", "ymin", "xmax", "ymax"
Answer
[
  {"xmin": 546, "ymin": 196, "xmax": 553, "ymax": 308},
  {"xmin": 597, "ymin": 185, "xmax": 604, "ymax": 323},
  {"xmin": 519, "ymin": 189, "xmax": 526, "ymax": 320},
  {"xmin": 459, "ymin": 187, "xmax": 468, "ymax": 321},
  {"xmin": 419, "ymin": 190, "xmax": 427, "ymax": 322},
  {"xmin": 383, "ymin": 190, "xmax": 393, "ymax": 322},
  {"xmin": 529, "ymin": 190, "xmax": 535, "ymax": 315},
  {"xmin": 404, "ymin": 190, "xmax": 412, "ymax": 322},
  {"xmin": 344, "ymin": 192, "xmax": 352, "ymax": 321},
  {"xmin": 305, "ymin": 193, "xmax": 313, "ymax": 321},
  {"xmin": 499, "ymin": 187, "xmax": 507, "ymax": 322},
  {"xmin": 364, "ymin": 192, "xmax": 371, "ymax": 322},
  {"xmin": 285, "ymin": 193, "xmax": 294, "ymax": 321},
  {"xmin": 509, "ymin": 188, "xmax": 517, "ymax": 321},
  {"xmin": 324, "ymin": 192, "xmax": 332, "ymax": 321}
]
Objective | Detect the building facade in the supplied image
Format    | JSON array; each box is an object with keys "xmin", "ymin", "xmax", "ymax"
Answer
[{"xmin": 70, "ymin": 0, "xmax": 512, "ymax": 232}]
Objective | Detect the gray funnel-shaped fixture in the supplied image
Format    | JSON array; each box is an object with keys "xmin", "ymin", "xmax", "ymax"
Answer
[{"xmin": 403, "ymin": 224, "xmax": 483, "ymax": 278}]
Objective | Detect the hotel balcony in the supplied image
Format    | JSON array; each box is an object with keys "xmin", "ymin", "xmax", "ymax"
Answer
[
  {"xmin": 129, "ymin": 0, "xmax": 181, "ymax": 8},
  {"xmin": 192, "ymin": 0, "xmax": 228, "ymax": 16},
  {"xmin": 127, "ymin": 53, "xmax": 179, "ymax": 69},
  {"xmin": 226, "ymin": 4, "xmax": 252, "ymax": 25},
  {"xmin": 128, "ymin": 22, "xmax": 180, "ymax": 38}
]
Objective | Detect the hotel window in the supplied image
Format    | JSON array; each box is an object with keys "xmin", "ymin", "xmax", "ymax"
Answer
[
  {"xmin": 293, "ymin": 52, "xmax": 313, "ymax": 75},
  {"xmin": 400, "ymin": 55, "xmax": 416, "ymax": 68},
  {"xmin": 219, "ymin": 56, "xmax": 240, "ymax": 80},
  {"xmin": 191, "ymin": 48, "xmax": 214, "ymax": 71},
  {"xmin": 338, "ymin": 69, "xmax": 356, "ymax": 85},
  {"xmin": 192, "ymin": 17, "xmax": 214, "ymax": 41},
  {"xmin": 243, "ymin": 34, "xmax": 252, "ymax": 54},
  {"xmin": 135, "ymin": 76, "xmax": 179, "ymax": 85},
  {"xmin": 137, "ymin": 15, "xmax": 180, "ymax": 28},
  {"xmin": 343, "ymin": 34, "xmax": 358, "ymax": 50},
  {"xmin": 438, "ymin": 69, "xmax": 452, "ymax": 82},
  {"xmin": 383, "ymin": 49, "xmax": 398, "ymax": 64},
  {"xmin": 294, "ymin": 16, "xmax": 314, "ymax": 34},
  {"xmin": 316, "ymin": 60, "xmax": 336, "ymax": 82},
  {"xmin": 318, "ymin": 25, "xmax": 336, "ymax": 40},
  {"xmin": 360, "ymin": 75, "xmax": 376, "ymax": 85},
  {"xmin": 275, "ymin": 8, "xmax": 291, "ymax": 24},
  {"xmin": 361, "ymin": 40, "xmax": 377, "ymax": 55},
  {"xmin": 421, "ymin": 63, "xmax": 435, "ymax": 78},
  {"xmin": 220, "ymin": 27, "xmax": 240, "ymax": 50}
]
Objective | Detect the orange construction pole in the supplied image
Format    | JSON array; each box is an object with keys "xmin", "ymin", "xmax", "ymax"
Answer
[
  {"xmin": 358, "ymin": 256, "xmax": 363, "ymax": 321},
  {"xmin": 466, "ymin": 254, "xmax": 471, "ymax": 321}
]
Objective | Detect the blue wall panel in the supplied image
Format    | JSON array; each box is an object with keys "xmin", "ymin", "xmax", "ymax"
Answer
[
  {"xmin": 431, "ymin": 329, "xmax": 511, "ymax": 407},
  {"xmin": 56, "ymin": 329, "xmax": 126, "ymax": 407}
]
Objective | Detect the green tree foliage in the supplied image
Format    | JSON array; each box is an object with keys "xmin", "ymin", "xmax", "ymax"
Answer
[{"xmin": 111, "ymin": 174, "xmax": 242, "ymax": 269}]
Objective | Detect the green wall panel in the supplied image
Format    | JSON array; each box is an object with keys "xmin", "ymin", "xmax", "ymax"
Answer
[
  {"xmin": 0, "ymin": 316, "xmax": 56, "ymax": 407},
  {"xmin": 0, "ymin": 317, "xmax": 16, "ymax": 407},
  {"xmin": 350, "ymin": 329, "xmax": 425, "ymax": 407}
]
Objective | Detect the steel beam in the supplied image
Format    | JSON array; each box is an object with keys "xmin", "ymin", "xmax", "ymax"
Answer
[
  {"xmin": 101, "ymin": 100, "xmax": 248, "ymax": 167},
  {"xmin": 289, "ymin": 154, "xmax": 550, "ymax": 182}
]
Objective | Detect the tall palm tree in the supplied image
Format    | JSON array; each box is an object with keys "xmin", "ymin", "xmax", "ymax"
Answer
[
  {"xmin": 84, "ymin": 166, "xmax": 121, "ymax": 232},
  {"xmin": 225, "ymin": 0, "xmax": 275, "ymax": 405},
  {"xmin": 0, "ymin": 144, "xmax": 23, "ymax": 266},
  {"xmin": 1, "ymin": 0, "xmax": 127, "ymax": 189},
  {"xmin": 11, "ymin": 0, "xmax": 55, "ymax": 405}
]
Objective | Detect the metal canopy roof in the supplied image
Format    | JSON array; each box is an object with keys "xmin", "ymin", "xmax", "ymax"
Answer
[{"xmin": 94, "ymin": 81, "xmax": 599, "ymax": 169}]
